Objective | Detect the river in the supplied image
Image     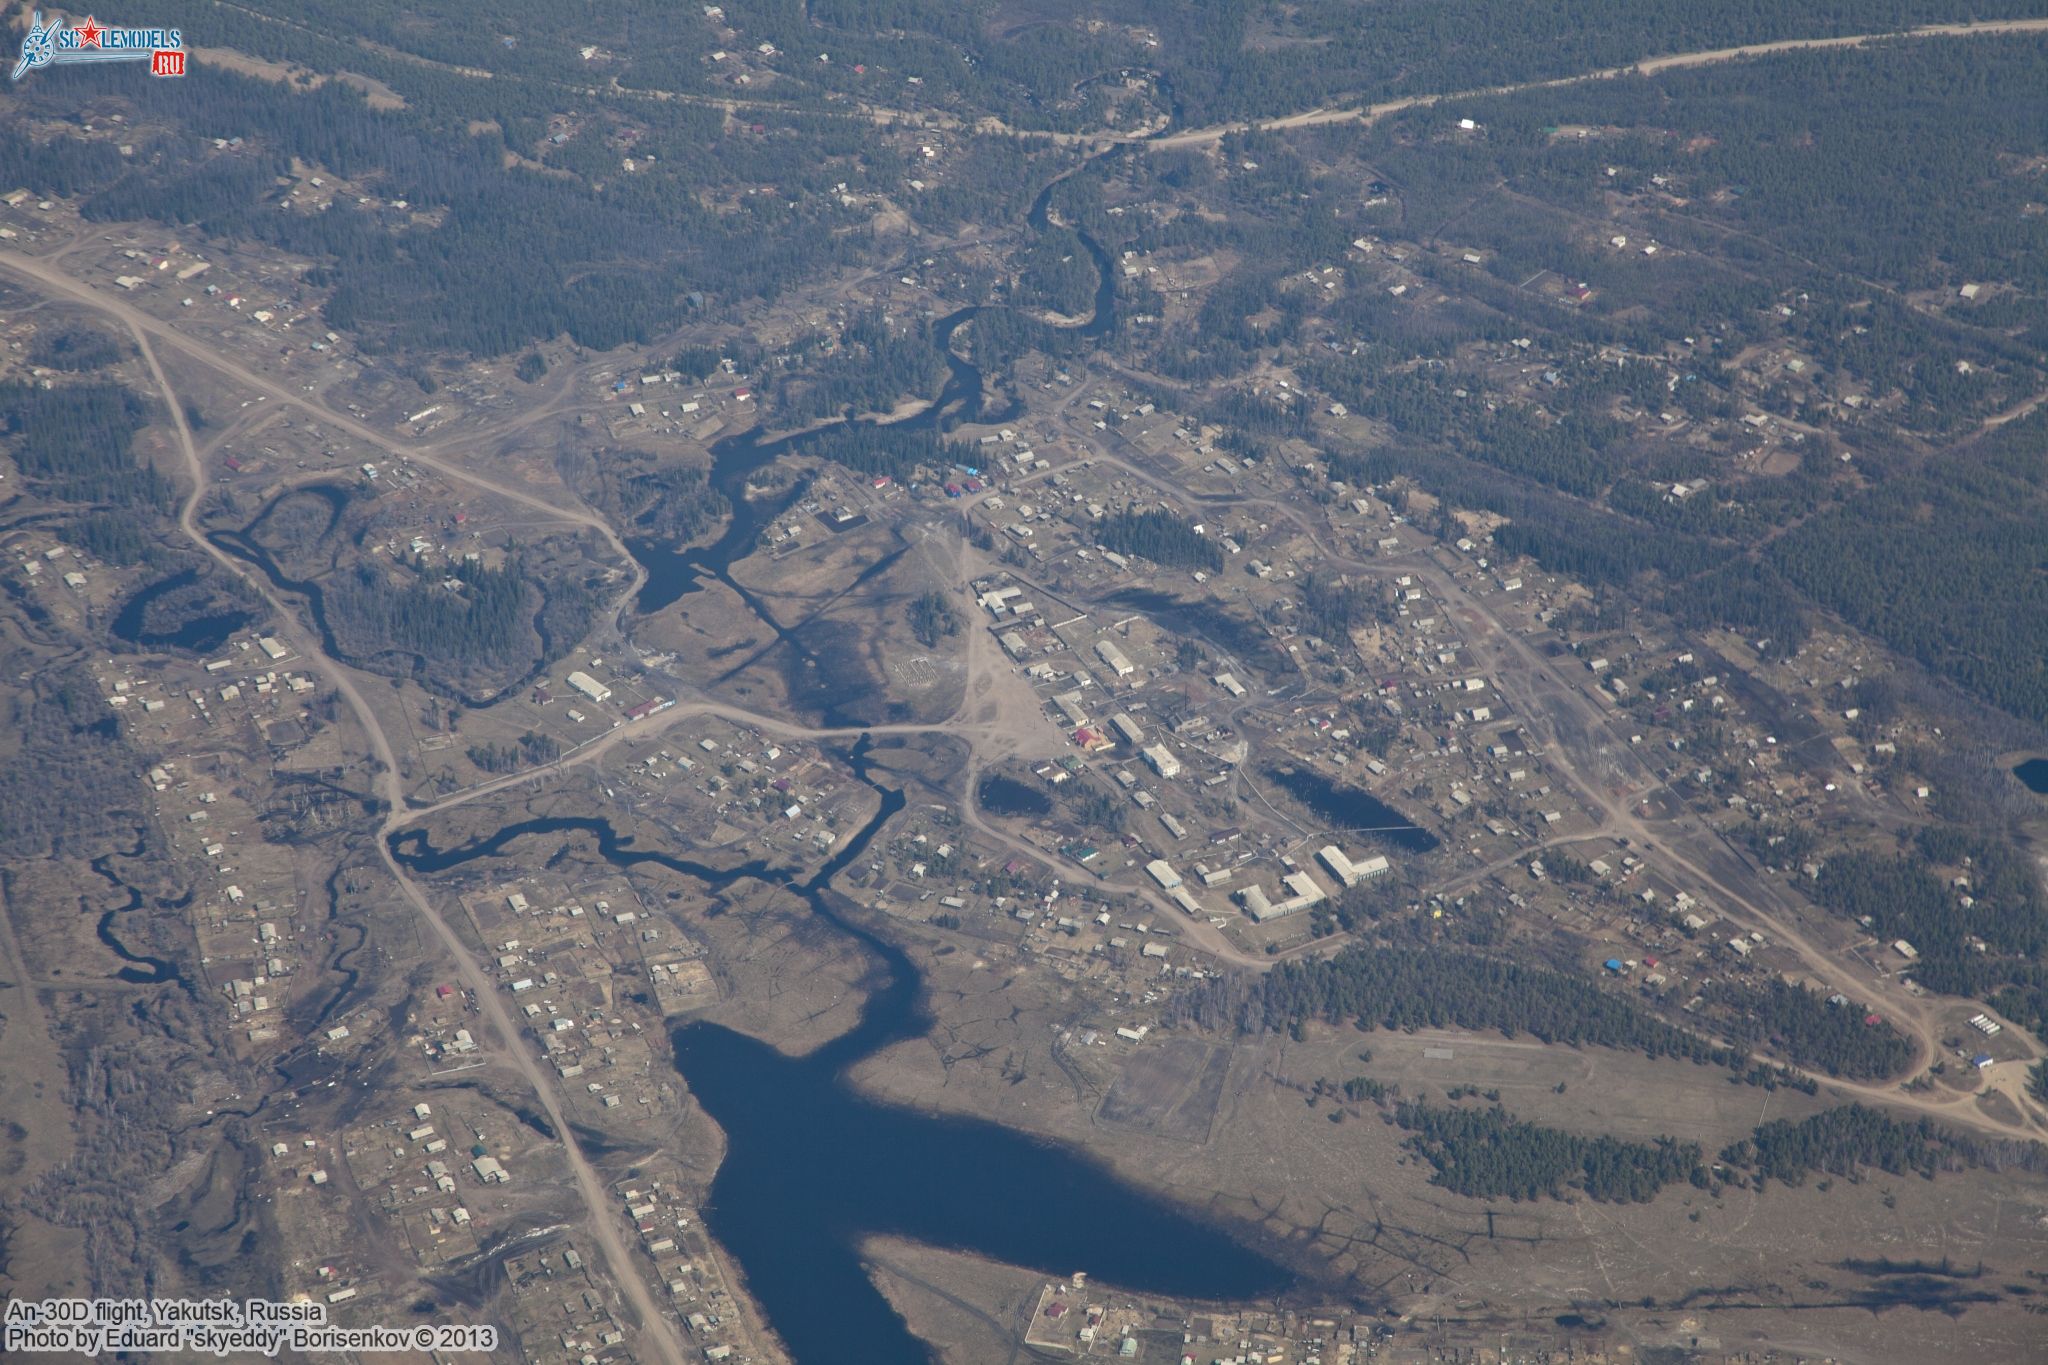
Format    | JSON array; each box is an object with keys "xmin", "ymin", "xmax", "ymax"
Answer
[
  {"xmin": 389, "ymin": 737, "xmax": 1291, "ymax": 1362},
  {"xmin": 209, "ymin": 483, "xmax": 561, "ymax": 708},
  {"xmin": 627, "ymin": 156, "xmax": 1118, "ymax": 622},
  {"xmin": 388, "ymin": 149, "xmax": 1284, "ymax": 1360},
  {"xmin": 110, "ymin": 567, "xmax": 255, "ymax": 655}
]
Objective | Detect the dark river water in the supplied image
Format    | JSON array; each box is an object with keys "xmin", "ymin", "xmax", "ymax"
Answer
[
  {"xmin": 209, "ymin": 483, "xmax": 557, "ymax": 708},
  {"xmin": 111, "ymin": 567, "xmax": 254, "ymax": 654},
  {"xmin": 389, "ymin": 738, "xmax": 1291, "ymax": 1362},
  {"xmin": 86, "ymin": 847, "xmax": 183, "ymax": 985},
  {"xmin": 627, "ymin": 163, "xmax": 1115, "ymax": 622},
  {"xmin": 386, "ymin": 152, "xmax": 1284, "ymax": 1360},
  {"xmin": 628, "ymin": 301, "xmax": 999, "ymax": 620}
]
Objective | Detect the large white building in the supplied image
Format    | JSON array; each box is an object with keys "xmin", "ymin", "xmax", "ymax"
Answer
[
  {"xmin": 1317, "ymin": 845, "xmax": 1391, "ymax": 888},
  {"xmin": 1145, "ymin": 859, "xmax": 1183, "ymax": 890},
  {"xmin": 1141, "ymin": 744, "xmax": 1181, "ymax": 779},
  {"xmin": 566, "ymin": 670, "xmax": 612, "ymax": 704},
  {"xmin": 1094, "ymin": 640, "xmax": 1135, "ymax": 677},
  {"xmin": 1238, "ymin": 870, "xmax": 1330, "ymax": 922}
]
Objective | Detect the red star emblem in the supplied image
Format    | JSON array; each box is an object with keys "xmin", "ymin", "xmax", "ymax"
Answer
[{"xmin": 75, "ymin": 16, "xmax": 103, "ymax": 48}]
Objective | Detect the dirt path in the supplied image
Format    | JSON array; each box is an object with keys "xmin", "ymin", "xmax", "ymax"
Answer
[
  {"xmin": 1138, "ymin": 19, "xmax": 2048, "ymax": 149},
  {"xmin": 0, "ymin": 249, "xmax": 644, "ymax": 597},
  {"xmin": 218, "ymin": 12, "xmax": 2048, "ymax": 156},
  {"xmin": 18, "ymin": 261, "xmax": 693, "ymax": 1365},
  {"xmin": 1063, "ymin": 433, "xmax": 2046, "ymax": 1141}
]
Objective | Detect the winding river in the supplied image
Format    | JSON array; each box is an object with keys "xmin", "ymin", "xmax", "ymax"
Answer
[
  {"xmin": 389, "ymin": 738, "xmax": 1291, "ymax": 1362},
  {"xmin": 627, "ymin": 157, "xmax": 1117, "ymax": 620},
  {"xmin": 390, "ymin": 149, "xmax": 1287, "ymax": 1361}
]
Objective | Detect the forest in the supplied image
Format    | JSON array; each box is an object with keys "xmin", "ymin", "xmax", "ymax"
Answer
[
  {"xmin": 0, "ymin": 381, "xmax": 172, "ymax": 512},
  {"xmin": 795, "ymin": 426, "xmax": 976, "ymax": 482},
  {"xmin": 1811, "ymin": 828, "xmax": 2048, "ymax": 1037},
  {"xmin": 1276, "ymin": 37, "xmax": 2048, "ymax": 716},
  {"xmin": 1393, "ymin": 1099, "xmax": 2008, "ymax": 1204},
  {"xmin": 467, "ymin": 730, "xmax": 562, "ymax": 773},
  {"xmin": 1710, "ymin": 979, "xmax": 1917, "ymax": 1082},
  {"xmin": 1169, "ymin": 941, "xmax": 1920, "ymax": 1084},
  {"xmin": 907, "ymin": 590, "xmax": 960, "ymax": 648},
  {"xmin": 327, "ymin": 557, "xmax": 533, "ymax": 667},
  {"xmin": 775, "ymin": 313, "xmax": 951, "ymax": 425},
  {"xmin": 1770, "ymin": 414, "xmax": 2048, "ymax": 724},
  {"xmin": 572, "ymin": 454, "xmax": 729, "ymax": 548},
  {"xmin": 1094, "ymin": 510, "xmax": 1224, "ymax": 572},
  {"xmin": 1393, "ymin": 1101, "xmax": 1704, "ymax": 1204},
  {"xmin": 1168, "ymin": 944, "xmax": 1742, "ymax": 1070},
  {"xmin": 122, "ymin": 0, "xmax": 2047, "ymax": 137},
  {"xmin": 1718, "ymin": 1105, "xmax": 1982, "ymax": 1188},
  {"xmin": 1296, "ymin": 573, "xmax": 1386, "ymax": 643}
]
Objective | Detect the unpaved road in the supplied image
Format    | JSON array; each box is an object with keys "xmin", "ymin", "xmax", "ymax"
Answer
[
  {"xmin": 12, "ymin": 4, "xmax": 2047, "ymax": 1147},
  {"xmin": 1139, "ymin": 19, "xmax": 2048, "ymax": 149},
  {"xmin": 1063, "ymin": 428, "xmax": 2048, "ymax": 1143},
  {"xmin": 3, "ymin": 255, "xmax": 695, "ymax": 1365},
  {"xmin": 216, "ymin": 12, "xmax": 2048, "ymax": 154}
]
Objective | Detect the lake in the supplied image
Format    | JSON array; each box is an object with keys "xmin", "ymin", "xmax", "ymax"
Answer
[
  {"xmin": 2013, "ymin": 758, "xmax": 2048, "ymax": 795},
  {"xmin": 388, "ymin": 738, "xmax": 1293, "ymax": 1362}
]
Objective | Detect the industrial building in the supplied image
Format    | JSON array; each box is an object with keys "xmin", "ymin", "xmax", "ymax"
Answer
[
  {"xmin": 1141, "ymin": 744, "xmax": 1181, "ymax": 779},
  {"xmin": 1145, "ymin": 859, "xmax": 1182, "ymax": 890},
  {"xmin": 1238, "ymin": 870, "xmax": 1329, "ymax": 921},
  {"xmin": 1317, "ymin": 845, "xmax": 1391, "ymax": 887},
  {"xmin": 1094, "ymin": 639, "xmax": 1135, "ymax": 678},
  {"xmin": 566, "ymin": 670, "xmax": 612, "ymax": 704}
]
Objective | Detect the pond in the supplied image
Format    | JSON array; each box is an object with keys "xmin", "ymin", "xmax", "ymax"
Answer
[{"xmin": 1266, "ymin": 767, "xmax": 1440, "ymax": 854}]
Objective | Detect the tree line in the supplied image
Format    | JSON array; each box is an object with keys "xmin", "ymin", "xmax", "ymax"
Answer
[
  {"xmin": 1811, "ymin": 826, "xmax": 2048, "ymax": 1037},
  {"xmin": 1394, "ymin": 1100, "xmax": 1704, "ymax": 1204},
  {"xmin": 1095, "ymin": 509, "xmax": 1224, "ymax": 572}
]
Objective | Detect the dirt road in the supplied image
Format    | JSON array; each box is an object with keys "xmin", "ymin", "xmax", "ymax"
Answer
[
  {"xmin": 0, "ymin": 250, "xmax": 644, "ymax": 591},
  {"xmin": 6, "ymin": 257, "xmax": 694, "ymax": 1365},
  {"xmin": 1063, "ymin": 431, "xmax": 2047, "ymax": 1141},
  {"xmin": 1139, "ymin": 19, "xmax": 2048, "ymax": 150}
]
